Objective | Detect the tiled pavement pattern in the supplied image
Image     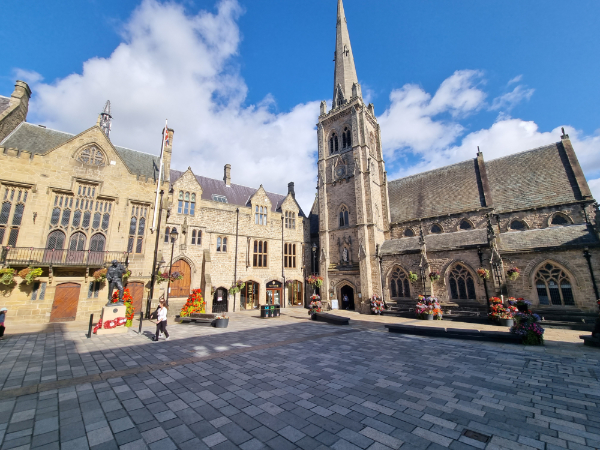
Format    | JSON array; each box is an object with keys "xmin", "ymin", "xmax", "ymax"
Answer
[{"xmin": 0, "ymin": 314, "xmax": 599, "ymax": 449}]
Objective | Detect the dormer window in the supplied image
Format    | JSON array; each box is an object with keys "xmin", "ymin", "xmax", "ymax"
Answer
[
  {"xmin": 212, "ymin": 195, "xmax": 227, "ymax": 203},
  {"xmin": 285, "ymin": 211, "xmax": 296, "ymax": 229},
  {"xmin": 255, "ymin": 206, "xmax": 267, "ymax": 225},
  {"xmin": 178, "ymin": 191, "xmax": 196, "ymax": 216}
]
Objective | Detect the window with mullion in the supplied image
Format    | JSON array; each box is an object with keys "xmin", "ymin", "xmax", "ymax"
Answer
[{"xmin": 253, "ymin": 240, "xmax": 267, "ymax": 267}]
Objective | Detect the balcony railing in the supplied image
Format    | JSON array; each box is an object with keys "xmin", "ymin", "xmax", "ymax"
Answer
[{"xmin": 0, "ymin": 247, "xmax": 130, "ymax": 267}]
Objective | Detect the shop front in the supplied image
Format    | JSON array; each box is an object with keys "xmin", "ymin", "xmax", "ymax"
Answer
[{"xmin": 266, "ymin": 280, "xmax": 282, "ymax": 305}]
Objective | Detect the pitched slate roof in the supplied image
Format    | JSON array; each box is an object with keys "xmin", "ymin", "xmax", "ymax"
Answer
[
  {"xmin": 0, "ymin": 96, "xmax": 11, "ymax": 115},
  {"xmin": 500, "ymin": 224, "xmax": 599, "ymax": 251},
  {"xmin": 381, "ymin": 228, "xmax": 488, "ymax": 255},
  {"xmin": 170, "ymin": 170, "xmax": 305, "ymax": 216},
  {"xmin": 387, "ymin": 160, "xmax": 483, "ymax": 224},
  {"xmin": 486, "ymin": 143, "xmax": 580, "ymax": 213},
  {"xmin": 0, "ymin": 122, "xmax": 160, "ymax": 180}
]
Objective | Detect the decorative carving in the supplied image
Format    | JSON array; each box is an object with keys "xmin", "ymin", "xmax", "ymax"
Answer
[{"xmin": 76, "ymin": 146, "xmax": 106, "ymax": 167}]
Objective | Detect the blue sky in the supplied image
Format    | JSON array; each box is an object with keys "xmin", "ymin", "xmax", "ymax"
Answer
[{"xmin": 1, "ymin": 0, "xmax": 599, "ymax": 211}]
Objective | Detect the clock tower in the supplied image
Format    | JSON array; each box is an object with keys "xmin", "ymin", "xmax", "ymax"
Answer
[{"xmin": 316, "ymin": 0, "xmax": 390, "ymax": 312}]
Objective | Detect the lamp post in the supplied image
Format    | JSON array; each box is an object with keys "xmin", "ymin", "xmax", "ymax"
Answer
[
  {"xmin": 477, "ymin": 247, "xmax": 491, "ymax": 314},
  {"xmin": 147, "ymin": 190, "xmax": 164, "ymax": 318},
  {"xmin": 165, "ymin": 227, "xmax": 178, "ymax": 307}
]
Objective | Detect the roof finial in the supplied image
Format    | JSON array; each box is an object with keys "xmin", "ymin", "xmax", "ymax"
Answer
[
  {"xmin": 561, "ymin": 127, "xmax": 569, "ymax": 139},
  {"xmin": 99, "ymin": 100, "xmax": 112, "ymax": 139}
]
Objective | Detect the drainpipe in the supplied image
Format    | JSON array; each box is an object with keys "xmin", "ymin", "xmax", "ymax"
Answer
[
  {"xmin": 583, "ymin": 247, "xmax": 599, "ymax": 300},
  {"xmin": 281, "ymin": 215, "xmax": 285, "ymax": 308},
  {"xmin": 233, "ymin": 208, "xmax": 239, "ymax": 312}
]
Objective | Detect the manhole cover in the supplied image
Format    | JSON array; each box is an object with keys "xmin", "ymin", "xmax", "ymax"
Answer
[{"xmin": 462, "ymin": 429, "xmax": 490, "ymax": 443}]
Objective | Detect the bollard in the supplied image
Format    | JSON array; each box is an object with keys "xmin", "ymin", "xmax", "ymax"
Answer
[
  {"xmin": 87, "ymin": 314, "xmax": 94, "ymax": 338},
  {"xmin": 138, "ymin": 311, "xmax": 143, "ymax": 334}
]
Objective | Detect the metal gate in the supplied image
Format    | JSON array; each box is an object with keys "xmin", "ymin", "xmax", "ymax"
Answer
[{"xmin": 212, "ymin": 287, "xmax": 228, "ymax": 314}]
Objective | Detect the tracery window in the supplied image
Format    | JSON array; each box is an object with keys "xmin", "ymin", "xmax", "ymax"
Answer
[
  {"xmin": 217, "ymin": 236, "xmax": 227, "ymax": 252},
  {"xmin": 535, "ymin": 263, "xmax": 575, "ymax": 306},
  {"xmin": 342, "ymin": 127, "xmax": 352, "ymax": 149},
  {"xmin": 0, "ymin": 187, "xmax": 29, "ymax": 246},
  {"xmin": 448, "ymin": 264, "xmax": 476, "ymax": 300},
  {"xmin": 404, "ymin": 228, "xmax": 414, "ymax": 237},
  {"xmin": 191, "ymin": 230, "xmax": 202, "ymax": 246},
  {"xmin": 431, "ymin": 224, "xmax": 443, "ymax": 234},
  {"xmin": 69, "ymin": 232, "xmax": 86, "ymax": 252},
  {"xmin": 178, "ymin": 191, "xmax": 196, "ymax": 216},
  {"xmin": 284, "ymin": 243, "xmax": 296, "ymax": 268},
  {"xmin": 76, "ymin": 145, "xmax": 106, "ymax": 166},
  {"xmin": 255, "ymin": 206, "xmax": 267, "ymax": 225},
  {"xmin": 285, "ymin": 211, "xmax": 296, "ymax": 229},
  {"xmin": 339, "ymin": 206, "xmax": 349, "ymax": 227},
  {"xmin": 253, "ymin": 240, "xmax": 267, "ymax": 267},
  {"xmin": 90, "ymin": 233, "xmax": 106, "ymax": 252},
  {"xmin": 46, "ymin": 230, "xmax": 66, "ymax": 250},
  {"xmin": 510, "ymin": 220, "xmax": 526, "ymax": 230},
  {"xmin": 329, "ymin": 133, "xmax": 339, "ymax": 154},
  {"xmin": 127, "ymin": 205, "xmax": 147, "ymax": 253},
  {"xmin": 459, "ymin": 220, "xmax": 472, "ymax": 230},
  {"xmin": 389, "ymin": 268, "xmax": 410, "ymax": 298},
  {"xmin": 551, "ymin": 213, "xmax": 570, "ymax": 226}
]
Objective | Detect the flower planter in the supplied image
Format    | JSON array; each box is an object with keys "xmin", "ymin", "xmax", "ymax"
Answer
[
  {"xmin": 311, "ymin": 313, "xmax": 318, "ymax": 321},
  {"xmin": 499, "ymin": 318, "xmax": 514, "ymax": 327},
  {"xmin": 516, "ymin": 304, "xmax": 529, "ymax": 313},
  {"xmin": 212, "ymin": 318, "xmax": 229, "ymax": 328},
  {"xmin": 426, "ymin": 314, "xmax": 434, "ymax": 320}
]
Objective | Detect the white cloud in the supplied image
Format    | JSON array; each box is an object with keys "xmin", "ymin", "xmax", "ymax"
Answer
[
  {"xmin": 490, "ymin": 84, "xmax": 535, "ymax": 111},
  {"xmin": 13, "ymin": 69, "xmax": 43, "ymax": 84},
  {"xmin": 588, "ymin": 178, "xmax": 600, "ymax": 202},
  {"xmin": 21, "ymin": 0, "xmax": 320, "ymax": 212},
  {"xmin": 507, "ymin": 75, "xmax": 523, "ymax": 85}
]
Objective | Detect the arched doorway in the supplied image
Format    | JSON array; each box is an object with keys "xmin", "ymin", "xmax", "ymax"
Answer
[
  {"xmin": 213, "ymin": 287, "xmax": 228, "ymax": 313},
  {"xmin": 266, "ymin": 280, "xmax": 282, "ymax": 305},
  {"xmin": 50, "ymin": 283, "xmax": 81, "ymax": 322},
  {"xmin": 241, "ymin": 281, "xmax": 259, "ymax": 310},
  {"xmin": 169, "ymin": 260, "xmax": 191, "ymax": 298},
  {"xmin": 288, "ymin": 280, "xmax": 303, "ymax": 306},
  {"xmin": 127, "ymin": 282, "xmax": 145, "ymax": 315},
  {"xmin": 340, "ymin": 285, "xmax": 355, "ymax": 310}
]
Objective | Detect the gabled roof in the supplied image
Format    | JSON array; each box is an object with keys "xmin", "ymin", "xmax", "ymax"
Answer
[
  {"xmin": 0, "ymin": 122, "xmax": 160, "ymax": 180},
  {"xmin": 500, "ymin": 224, "xmax": 598, "ymax": 251},
  {"xmin": 170, "ymin": 169, "xmax": 305, "ymax": 216},
  {"xmin": 0, "ymin": 96, "xmax": 11, "ymax": 116}
]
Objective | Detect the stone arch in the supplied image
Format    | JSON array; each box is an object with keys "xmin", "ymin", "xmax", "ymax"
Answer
[
  {"xmin": 387, "ymin": 265, "xmax": 412, "ymax": 299},
  {"xmin": 430, "ymin": 223, "xmax": 443, "ymax": 234},
  {"xmin": 530, "ymin": 259, "xmax": 580, "ymax": 307},
  {"xmin": 172, "ymin": 255, "xmax": 196, "ymax": 274},
  {"xmin": 74, "ymin": 143, "xmax": 107, "ymax": 167},
  {"xmin": 508, "ymin": 218, "xmax": 530, "ymax": 231},
  {"xmin": 525, "ymin": 257, "xmax": 583, "ymax": 290},
  {"xmin": 548, "ymin": 212, "xmax": 573, "ymax": 227},
  {"xmin": 445, "ymin": 261, "xmax": 480, "ymax": 301},
  {"xmin": 334, "ymin": 279, "xmax": 356, "ymax": 310},
  {"xmin": 403, "ymin": 227, "xmax": 415, "ymax": 237},
  {"xmin": 457, "ymin": 218, "xmax": 474, "ymax": 231}
]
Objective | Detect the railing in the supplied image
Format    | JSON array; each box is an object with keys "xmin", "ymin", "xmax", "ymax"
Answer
[{"xmin": 0, "ymin": 247, "xmax": 130, "ymax": 267}]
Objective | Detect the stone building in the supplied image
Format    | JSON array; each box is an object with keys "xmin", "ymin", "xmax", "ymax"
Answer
[
  {"xmin": 158, "ymin": 165, "xmax": 307, "ymax": 315},
  {"xmin": 0, "ymin": 90, "xmax": 168, "ymax": 323},
  {"xmin": 314, "ymin": 0, "xmax": 600, "ymax": 313}
]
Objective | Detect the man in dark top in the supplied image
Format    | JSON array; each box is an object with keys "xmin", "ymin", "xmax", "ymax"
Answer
[{"xmin": 106, "ymin": 260, "xmax": 126, "ymax": 306}]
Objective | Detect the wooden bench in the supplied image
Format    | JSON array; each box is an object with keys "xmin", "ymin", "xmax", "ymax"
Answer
[
  {"xmin": 313, "ymin": 313, "xmax": 350, "ymax": 325},
  {"xmin": 175, "ymin": 313, "xmax": 217, "ymax": 326},
  {"xmin": 386, "ymin": 324, "xmax": 522, "ymax": 344}
]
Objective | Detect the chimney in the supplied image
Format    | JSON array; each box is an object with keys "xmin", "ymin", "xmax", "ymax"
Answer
[
  {"xmin": 0, "ymin": 80, "xmax": 32, "ymax": 142},
  {"xmin": 288, "ymin": 182, "xmax": 295, "ymax": 199},
  {"xmin": 224, "ymin": 164, "xmax": 231, "ymax": 186}
]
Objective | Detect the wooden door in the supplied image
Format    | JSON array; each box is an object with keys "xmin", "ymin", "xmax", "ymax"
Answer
[
  {"xmin": 170, "ymin": 260, "xmax": 191, "ymax": 298},
  {"xmin": 128, "ymin": 282, "xmax": 144, "ymax": 316},
  {"xmin": 50, "ymin": 283, "xmax": 81, "ymax": 322}
]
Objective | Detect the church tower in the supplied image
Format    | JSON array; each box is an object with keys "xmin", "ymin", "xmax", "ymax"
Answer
[{"xmin": 317, "ymin": 0, "xmax": 390, "ymax": 311}]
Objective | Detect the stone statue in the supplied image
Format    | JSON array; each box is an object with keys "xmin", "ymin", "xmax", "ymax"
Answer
[
  {"xmin": 106, "ymin": 260, "xmax": 126, "ymax": 306},
  {"xmin": 342, "ymin": 247, "xmax": 349, "ymax": 262}
]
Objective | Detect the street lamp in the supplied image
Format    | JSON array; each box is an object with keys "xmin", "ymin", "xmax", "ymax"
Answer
[
  {"xmin": 312, "ymin": 243, "xmax": 317, "ymax": 274},
  {"xmin": 165, "ymin": 227, "xmax": 179, "ymax": 307}
]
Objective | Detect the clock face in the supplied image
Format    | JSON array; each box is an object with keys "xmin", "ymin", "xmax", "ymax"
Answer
[{"xmin": 336, "ymin": 166, "xmax": 346, "ymax": 178}]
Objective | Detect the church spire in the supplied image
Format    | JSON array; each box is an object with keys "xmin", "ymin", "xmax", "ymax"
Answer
[
  {"xmin": 98, "ymin": 100, "xmax": 112, "ymax": 139},
  {"xmin": 333, "ymin": 0, "xmax": 360, "ymax": 109}
]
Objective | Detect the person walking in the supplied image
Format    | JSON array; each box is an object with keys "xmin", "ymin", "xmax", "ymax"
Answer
[
  {"xmin": 0, "ymin": 308, "xmax": 7, "ymax": 340},
  {"xmin": 154, "ymin": 300, "xmax": 169, "ymax": 341}
]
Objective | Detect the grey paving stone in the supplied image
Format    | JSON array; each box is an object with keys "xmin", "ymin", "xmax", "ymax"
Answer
[{"xmin": 61, "ymin": 436, "xmax": 90, "ymax": 450}]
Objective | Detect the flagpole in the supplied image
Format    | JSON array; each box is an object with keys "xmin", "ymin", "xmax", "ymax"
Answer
[{"xmin": 152, "ymin": 119, "xmax": 167, "ymax": 231}]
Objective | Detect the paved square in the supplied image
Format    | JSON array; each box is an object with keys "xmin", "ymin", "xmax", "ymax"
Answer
[{"xmin": 0, "ymin": 311, "xmax": 598, "ymax": 449}]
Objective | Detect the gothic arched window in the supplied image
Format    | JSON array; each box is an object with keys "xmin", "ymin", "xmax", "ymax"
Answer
[
  {"xmin": 535, "ymin": 263, "xmax": 575, "ymax": 306},
  {"xmin": 459, "ymin": 220, "xmax": 472, "ymax": 230},
  {"xmin": 69, "ymin": 232, "xmax": 86, "ymax": 251},
  {"xmin": 46, "ymin": 230, "xmax": 66, "ymax": 250},
  {"xmin": 329, "ymin": 133, "xmax": 339, "ymax": 154},
  {"xmin": 431, "ymin": 224, "xmax": 443, "ymax": 234},
  {"xmin": 510, "ymin": 220, "xmax": 526, "ymax": 230},
  {"xmin": 448, "ymin": 264, "xmax": 476, "ymax": 300},
  {"xmin": 404, "ymin": 228, "xmax": 415, "ymax": 237},
  {"xmin": 90, "ymin": 233, "xmax": 106, "ymax": 252},
  {"xmin": 339, "ymin": 206, "xmax": 349, "ymax": 228},
  {"xmin": 389, "ymin": 268, "xmax": 410, "ymax": 299},
  {"xmin": 343, "ymin": 127, "xmax": 352, "ymax": 148},
  {"xmin": 551, "ymin": 213, "xmax": 570, "ymax": 226}
]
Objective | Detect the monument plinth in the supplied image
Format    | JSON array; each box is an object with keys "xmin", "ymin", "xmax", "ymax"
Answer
[{"xmin": 96, "ymin": 305, "xmax": 128, "ymax": 335}]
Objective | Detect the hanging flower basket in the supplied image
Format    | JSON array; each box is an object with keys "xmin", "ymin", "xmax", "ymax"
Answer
[
  {"xmin": 122, "ymin": 270, "xmax": 132, "ymax": 281},
  {"xmin": 506, "ymin": 267, "xmax": 521, "ymax": 281},
  {"xmin": 476, "ymin": 268, "xmax": 490, "ymax": 280},
  {"xmin": 306, "ymin": 275, "xmax": 324, "ymax": 288},
  {"xmin": 408, "ymin": 271, "xmax": 418, "ymax": 284},
  {"xmin": 156, "ymin": 271, "xmax": 169, "ymax": 284},
  {"xmin": 229, "ymin": 281, "xmax": 245, "ymax": 295},
  {"xmin": 170, "ymin": 271, "xmax": 184, "ymax": 282},
  {"xmin": 93, "ymin": 268, "xmax": 107, "ymax": 282},
  {"xmin": 18, "ymin": 267, "xmax": 43, "ymax": 285},
  {"xmin": 0, "ymin": 268, "xmax": 15, "ymax": 286},
  {"xmin": 428, "ymin": 271, "xmax": 440, "ymax": 282}
]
